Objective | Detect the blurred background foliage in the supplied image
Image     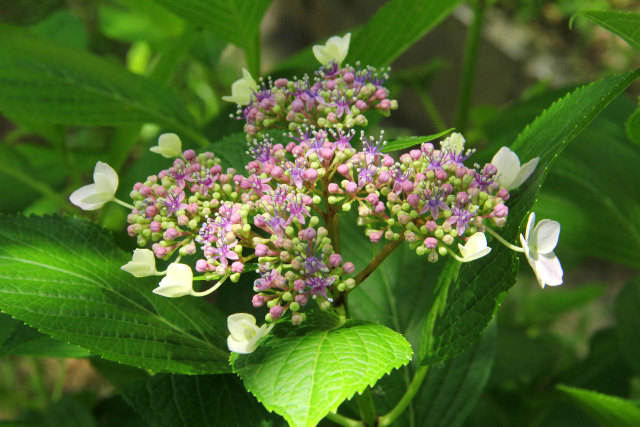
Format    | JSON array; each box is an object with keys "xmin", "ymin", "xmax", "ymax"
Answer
[{"xmin": 0, "ymin": 0, "xmax": 639, "ymax": 425}]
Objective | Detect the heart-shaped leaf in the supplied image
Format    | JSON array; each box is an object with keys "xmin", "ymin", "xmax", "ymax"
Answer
[{"xmin": 233, "ymin": 312, "xmax": 412, "ymax": 427}]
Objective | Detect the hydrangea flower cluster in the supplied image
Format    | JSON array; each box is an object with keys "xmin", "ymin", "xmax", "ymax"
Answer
[
  {"xmin": 224, "ymin": 34, "xmax": 397, "ymax": 139},
  {"xmin": 70, "ymin": 32, "xmax": 563, "ymax": 354}
]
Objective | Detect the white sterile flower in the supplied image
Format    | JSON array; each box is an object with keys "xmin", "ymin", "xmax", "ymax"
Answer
[
  {"xmin": 69, "ymin": 161, "xmax": 119, "ymax": 210},
  {"xmin": 491, "ymin": 146, "xmax": 539, "ymax": 190},
  {"xmin": 150, "ymin": 133, "xmax": 182, "ymax": 158},
  {"xmin": 441, "ymin": 132, "xmax": 465, "ymax": 152},
  {"xmin": 121, "ymin": 249, "xmax": 159, "ymax": 277},
  {"xmin": 458, "ymin": 232, "xmax": 492, "ymax": 262},
  {"xmin": 222, "ymin": 68, "xmax": 258, "ymax": 105},
  {"xmin": 312, "ymin": 32, "xmax": 351, "ymax": 66},
  {"xmin": 520, "ymin": 212, "xmax": 563, "ymax": 288},
  {"xmin": 153, "ymin": 263, "xmax": 195, "ymax": 298},
  {"xmin": 227, "ymin": 313, "xmax": 272, "ymax": 354}
]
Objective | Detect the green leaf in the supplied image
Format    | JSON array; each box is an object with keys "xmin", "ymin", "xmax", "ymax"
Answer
[
  {"xmin": 233, "ymin": 311, "xmax": 413, "ymax": 427},
  {"xmin": 425, "ymin": 70, "xmax": 640, "ymax": 364},
  {"xmin": 574, "ymin": 10, "xmax": 640, "ymax": 52},
  {"xmin": 382, "ymin": 128, "xmax": 455, "ymax": 153},
  {"xmin": 557, "ymin": 384, "xmax": 640, "ymax": 427},
  {"xmin": 615, "ymin": 276, "xmax": 640, "ymax": 375},
  {"xmin": 536, "ymin": 96, "xmax": 640, "ymax": 269},
  {"xmin": 417, "ymin": 320, "xmax": 496, "ymax": 426},
  {"xmin": 0, "ymin": 321, "xmax": 91, "ymax": 358},
  {"xmin": 0, "ymin": 24, "xmax": 201, "ymax": 141},
  {"xmin": 206, "ymin": 132, "xmax": 252, "ymax": 172},
  {"xmin": 0, "ymin": 215, "xmax": 230, "ymax": 374},
  {"xmin": 348, "ymin": 0, "xmax": 465, "ymax": 66},
  {"xmin": 626, "ymin": 104, "xmax": 640, "ymax": 144},
  {"xmin": 122, "ymin": 374, "xmax": 283, "ymax": 426},
  {"xmin": 149, "ymin": 0, "xmax": 271, "ymax": 72}
]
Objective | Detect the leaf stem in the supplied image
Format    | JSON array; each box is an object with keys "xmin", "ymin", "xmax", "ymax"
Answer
[
  {"xmin": 415, "ymin": 85, "xmax": 448, "ymax": 133},
  {"xmin": 353, "ymin": 236, "xmax": 405, "ymax": 286},
  {"xmin": 0, "ymin": 160, "xmax": 75, "ymax": 212},
  {"xmin": 455, "ymin": 0, "xmax": 487, "ymax": 134},
  {"xmin": 485, "ymin": 227, "xmax": 525, "ymax": 252},
  {"xmin": 112, "ymin": 198, "xmax": 136, "ymax": 210},
  {"xmin": 192, "ymin": 274, "xmax": 230, "ymax": 296},
  {"xmin": 325, "ymin": 411, "xmax": 364, "ymax": 427},
  {"xmin": 356, "ymin": 386, "xmax": 377, "ymax": 427},
  {"xmin": 378, "ymin": 365, "xmax": 429, "ymax": 427}
]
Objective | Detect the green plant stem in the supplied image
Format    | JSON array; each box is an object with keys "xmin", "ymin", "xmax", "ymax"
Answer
[
  {"xmin": 354, "ymin": 236, "xmax": 405, "ymax": 285},
  {"xmin": 245, "ymin": 31, "xmax": 261, "ymax": 77},
  {"xmin": 0, "ymin": 161, "xmax": 75, "ymax": 212},
  {"xmin": 415, "ymin": 86, "xmax": 448, "ymax": 133},
  {"xmin": 455, "ymin": 0, "xmax": 487, "ymax": 134},
  {"xmin": 30, "ymin": 358, "xmax": 50, "ymax": 408},
  {"xmin": 52, "ymin": 359, "xmax": 67, "ymax": 402},
  {"xmin": 485, "ymin": 227, "xmax": 525, "ymax": 252},
  {"xmin": 378, "ymin": 365, "xmax": 429, "ymax": 427},
  {"xmin": 356, "ymin": 387, "xmax": 377, "ymax": 426},
  {"xmin": 325, "ymin": 411, "xmax": 364, "ymax": 427}
]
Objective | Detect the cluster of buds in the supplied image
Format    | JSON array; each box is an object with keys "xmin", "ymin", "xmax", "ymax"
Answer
[
  {"xmin": 223, "ymin": 33, "xmax": 397, "ymax": 139},
  {"xmin": 68, "ymin": 32, "xmax": 564, "ymax": 354}
]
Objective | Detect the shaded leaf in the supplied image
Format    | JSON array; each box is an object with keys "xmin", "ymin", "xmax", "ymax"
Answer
[
  {"xmin": 347, "ymin": 0, "xmax": 464, "ymax": 66},
  {"xmin": 122, "ymin": 374, "xmax": 283, "ymax": 427},
  {"xmin": 574, "ymin": 10, "xmax": 640, "ymax": 52},
  {"xmin": 626, "ymin": 104, "xmax": 640, "ymax": 144},
  {"xmin": 425, "ymin": 70, "xmax": 640, "ymax": 364},
  {"xmin": 0, "ymin": 24, "xmax": 198, "ymax": 137},
  {"xmin": 557, "ymin": 384, "xmax": 640, "ymax": 427},
  {"xmin": 0, "ymin": 215, "xmax": 230, "ymax": 374},
  {"xmin": 233, "ymin": 311, "xmax": 412, "ymax": 427},
  {"xmin": 382, "ymin": 128, "xmax": 455, "ymax": 153},
  {"xmin": 615, "ymin": 276, "xmax": 640, "ymax": 375}
]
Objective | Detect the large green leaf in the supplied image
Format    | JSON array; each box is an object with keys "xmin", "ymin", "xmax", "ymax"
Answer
[
  {"xmin": 347, "ymin": 0, "xmax": 464, "ymax": 66},
  {"xmin": 233, "ymin": 311, "xmax": 413, "ymax": 427},
  {"xmin": 424, "ymin": 70, "xmax": 640, "ymax": 364},
  {"xmin": 0, "ymin": 315, "xmax": 91, "ymax": 358},
  {"xmin": 627, "ymin": 104, "xmax": 640, "ymax": 144},
  {"xmin": 416, "ymin": 320, "xmax": 496, "ymax": 426},
  {"xmin": 615, "ymin": 276, "xmax": 640, "ymax": 375},
  {"xmin": 0, "ymin": 24, "xmax": 199, "ymax": 138},
  {"xmin": 535, "ymin": 96, "xmax": 640, "ymax": 269},
  {"xmin": 557, "ymin": 385, "xmax": 640, "ymax": 427},
  {"xmin": 574, "ymin": 10, "xmax": 640, "ymax": 52},
  {"xmin": 0, "ymin": 215, "xmax": 230, "ymax": 374},
  {"xmin": 149, "ymin": 0, "xmax": 271, "ymax": 72},
  {"xmin": 122, "ymin": 374, "xmax": 283, "ymax": 426}
]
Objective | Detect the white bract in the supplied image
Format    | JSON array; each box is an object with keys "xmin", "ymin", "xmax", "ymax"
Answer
[
  {"xmin": 153, "ymin": 263, "xmax": 195, "ymax": 298},
  {"xmin": 222, "ymin": 68, "xmax": 258, "ymax": 105},
  {"xmin": 312, "ymin": 33, "xmax": 351, "ymax": 66},
  {"xmin": 121, "ymin": 249, "xmax": 160, "ymax": 277},
  {"xmin": 69, "ymin": 161, "xmax": 119, "ymax": 210},
  {"xmin": 458, "ymin": 232, "xmax": 492, "ymax": 262},
  {"xmin": 491, "ymin": 147, "xmax": 539, "ymax": 190},
  {"xmin": 150, "ymin": 133, "xmax": 183, "ymax": 158},
  {"xmin": 441, "ymin": 132, "xmax": 465, "ymax": 152},
  {"xmin": 520, "ymin": 212, "xmax": 563, "ymax": 288},
  {"xmin": 227, "ymin": 313, "xmax": 272, "ymax": 354}
]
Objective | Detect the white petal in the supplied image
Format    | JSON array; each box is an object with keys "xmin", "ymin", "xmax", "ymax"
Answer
[
  {"xmin": 532, "ymin": 219, "xmax": 560, "ymax": 254},
  {"xmin": 313, "ymin": 33, "xmax": 351, "ymax": 65},
  {"xmin": 222, "ymin": 68, "xmax": 257, "ymax": 105},
  {"xmin": 121, "ymin": 249, "xmax": 157, "ymax": 277},
  {"xmin": 227, "ymin": 313, "xmax": 258, "ymax": 339},
  {"xmin": 69, "ymin": 184, "xmax": 106, "ymax": 210},
  {"xmin": 533, "ymin": 252, "xmax": 563, "ymax": 288},
  {"xmin": 153, "ymin": 283, "xmax": 193, "ymax": 298},
  {"xmin": 150, "ymin": 133, "xmax": 183, "ymax": 158},
  {"xmin": 441, "ymin": 132, "xmax": 465, "ymax": 153},
  {"xmin": 524, "ymin": 212, "xmax": 536, "ymax": 243},
  {"xmin": 93, "ymin": 161, "xmax": 118, "ymax": 195},
  {"xmin": 458, "ymin": 232, "xmax": 491, "ymax": 261},
  {"xmin": 227, "ymin": 335, "xmax": 257, "ymax": 354},
  {"xmin": 491, "ymin": 147, "xmax": 521, "ymax": 190},
  {"xmin": 510, "ymin": 157, "xmax": 539, "ymax": 188},
  {"xmin": 153, "ymin": 263, "xmax": 193, "ymax": 297}
]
